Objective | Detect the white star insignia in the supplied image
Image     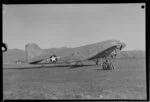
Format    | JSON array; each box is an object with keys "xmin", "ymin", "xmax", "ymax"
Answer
[{"xmin": 51, "ymin": 56, "xmax": 57, "ymax": 62}]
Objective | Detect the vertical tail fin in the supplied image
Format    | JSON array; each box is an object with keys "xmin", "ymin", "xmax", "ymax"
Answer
[{"xmin": 25, "ymin": 43, "xmax": 43, "ymax": 60}]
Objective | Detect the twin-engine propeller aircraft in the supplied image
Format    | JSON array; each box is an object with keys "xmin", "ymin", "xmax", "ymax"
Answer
[
  {"xmin": 7, "ymin": 40, "xmax": 126, "ymax": 70},
  {"xmin": 3, "ymin": 40, "xmax": 126, "ymax": 69}
]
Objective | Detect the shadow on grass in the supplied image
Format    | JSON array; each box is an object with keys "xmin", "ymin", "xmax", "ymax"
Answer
[
  {"xmin": 69, "ymin": 64, "xmax": 95, "ymax": 69},
  {"xmin": 3, "ymin": 64, "xmax": 97, "ymax": 70}
]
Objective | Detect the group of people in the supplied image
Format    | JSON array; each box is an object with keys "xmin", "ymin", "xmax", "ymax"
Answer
[
  {"xmin": 96, "ymin": 58, "xmax": 115, "ymax": 70},
  {"xmin": 102, "ymin": 59, "xmax": 116, "ymax": 70}
]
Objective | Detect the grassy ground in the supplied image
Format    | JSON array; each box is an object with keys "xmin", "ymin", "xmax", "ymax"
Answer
[{"xmin": 3, "ymin": 58, "xmax": 146, "ymax": 99}]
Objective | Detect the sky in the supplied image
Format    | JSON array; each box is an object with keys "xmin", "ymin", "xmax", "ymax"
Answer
[{"xmin": 3, "ymin": 4, "xmax": 145, "ymax": 51}]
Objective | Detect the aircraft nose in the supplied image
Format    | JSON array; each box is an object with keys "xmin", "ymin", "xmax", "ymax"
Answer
[
  {"xmin": 117, "ymin": 42, "xmax": 126, "ymax": 50},
  {"xmin": 120, "ymin": 42, "xmax": 126, "ymax": 50},
  {"xmin": 122, "ymin": 42, "xmax": 126, "ymax": 48}
]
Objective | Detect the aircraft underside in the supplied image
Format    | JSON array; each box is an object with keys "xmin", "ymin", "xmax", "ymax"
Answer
[{"xmin": 71, "ymin": 52, "xmax": 117, "ymax": 70}]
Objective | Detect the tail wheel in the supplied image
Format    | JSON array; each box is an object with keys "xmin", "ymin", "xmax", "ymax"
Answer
[{"xmin": 50, "ymin": 55, "xmax": 58, "ymax": 63}]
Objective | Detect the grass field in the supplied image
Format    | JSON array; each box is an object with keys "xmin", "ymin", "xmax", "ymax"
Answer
[{"xmin": 3, "ymin": 58, "xmax": 146, "ymax": 99}]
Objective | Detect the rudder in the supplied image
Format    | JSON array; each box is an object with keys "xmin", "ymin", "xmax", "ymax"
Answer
[{"xmin": 25, "ymin": 43, "xmax": 43, "ymax": 60}]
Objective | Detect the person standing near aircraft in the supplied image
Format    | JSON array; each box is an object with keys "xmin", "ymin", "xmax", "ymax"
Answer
[{"xmin": 102, "ymin": 59, "xmax": 115, "ymax": 70}]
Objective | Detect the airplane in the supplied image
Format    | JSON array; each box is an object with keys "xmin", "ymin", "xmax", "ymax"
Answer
[
  {"xmin": 4, "ymin": 40, "xmax": 126, "ymax": 70},
  {"xmin": 3, "ymin": 40, "xmax": 126, "ymax": 69}
]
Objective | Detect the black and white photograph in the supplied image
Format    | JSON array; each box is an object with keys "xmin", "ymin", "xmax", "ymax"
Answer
[{"xmin": 2, "ymin": 4, "xmax": 146, "ymax": 100}]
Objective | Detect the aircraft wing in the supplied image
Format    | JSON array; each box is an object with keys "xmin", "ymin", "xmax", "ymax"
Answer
[{"xmin": 86, "ymin": 45, "xmax": 118, "ymax": 60}]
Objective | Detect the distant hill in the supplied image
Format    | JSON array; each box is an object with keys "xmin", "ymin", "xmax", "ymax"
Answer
[
  {"xmin": 3, "ymin": 42, "xmax": 145, "ymax": 64},
  {"xmin": 3, "ymin": 49, "xmax": 26, "ymax": 64},
  {"xmin": 116, "ymin": 50, "xmax": 145, "ymax": 59}
]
